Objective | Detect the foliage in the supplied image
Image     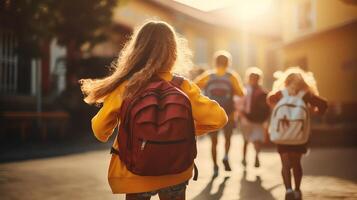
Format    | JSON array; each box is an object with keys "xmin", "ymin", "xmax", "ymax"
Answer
[{"xmin": 0, "ymin": 0, "xmax": 119, "ymax": 58}]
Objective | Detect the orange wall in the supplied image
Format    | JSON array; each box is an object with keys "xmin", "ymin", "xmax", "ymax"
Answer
[
  {"xmin": 315, "ymin": 0, "xmax": 357, "ymax": 31},
  {"xmin": 281, "ymin": 0, "xmax": 357, "ymax": 42},
  {"xmin": 283, "ymin": 22, "xmax": 357, "ymax": 103}
]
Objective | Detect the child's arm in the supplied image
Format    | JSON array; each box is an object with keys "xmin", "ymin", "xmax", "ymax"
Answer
[
  {"xmin": 304, "ymin": 92, "xmax": 328, "ymax": 115},
  {"xmin": 267, "ymin": 91, "xmax": 282, "ymax": 107},
  {"xmin": 181, "ymin": 79, "xmax": 228, "ymax": 136},
  {"xmin": 193, "ymin": 71, "xmax": 210, "ymax": 89},
  {"xmin": 91, "ymin": 85, "xmax": 125, "ymax": 142},
  {"xmin": 230, "ymin": 71, "xmax": 245, "ymax": 97}
]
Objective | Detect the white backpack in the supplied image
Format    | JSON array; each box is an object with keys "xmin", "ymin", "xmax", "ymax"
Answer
[{"xmin": 269, "ymin": 89, "xmax": 310, "ymax": 145}]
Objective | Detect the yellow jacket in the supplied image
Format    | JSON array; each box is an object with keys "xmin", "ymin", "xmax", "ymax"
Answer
[
  {"xmin": 91, "ymin": 71, "xmax": 228, "ymax": 194},
  {"xmin": 194, "ymin": 67, "xmax": 245, "ymax": 97}
]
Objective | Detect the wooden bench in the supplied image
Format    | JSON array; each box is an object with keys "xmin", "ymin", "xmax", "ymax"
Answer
[{"xmin": 0, "ymin": 111, "xmax": 69, "ymax": 141}]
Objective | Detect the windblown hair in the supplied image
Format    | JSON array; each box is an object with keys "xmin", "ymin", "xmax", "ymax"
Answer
[
  {"xmin": 271, "ymin": 67, "xmax": 319, "ymax": 95},
  {"xmin": 80, "ymin": 20, "xmax": 192, "ymax": 104},
  {"xmin": 245, "ymin": 66, "xmax": 263, "ymax": 85}
]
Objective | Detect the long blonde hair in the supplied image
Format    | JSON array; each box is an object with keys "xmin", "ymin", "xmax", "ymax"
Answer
[
  {"xmin": 80, "ymin": 20, "xmax": 192, "ymax": 104},
  {"xmin": 271, "ymin": 67, "xmax": 319, "ymax": 95}
]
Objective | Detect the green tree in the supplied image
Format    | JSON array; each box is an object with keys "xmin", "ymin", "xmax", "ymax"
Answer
[
  {"xmin": 0, "ymin": 0, "xmax": 119, "ymax": 58},
  {"xmin": 51, "ymin": 0, "xmax": 119, "ymax": 59}
]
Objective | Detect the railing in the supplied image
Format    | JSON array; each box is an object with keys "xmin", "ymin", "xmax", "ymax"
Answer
[{"xmin": 0, "ymin": 31, "xmax": 18, "ymax": 94}]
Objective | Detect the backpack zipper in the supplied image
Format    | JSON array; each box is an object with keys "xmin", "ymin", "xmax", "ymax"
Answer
[
  {"xmin": 141, "ymin": 140, "xmax": 147, "ymax": 150},
  {"xmin": 139, "ymin": 138, "xmax": 187, "ymax": 151}
]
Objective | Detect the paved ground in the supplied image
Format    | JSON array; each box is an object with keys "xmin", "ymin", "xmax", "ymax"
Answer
[{"xmin": 1, "ymin": 133, "xmax": 356, "ymax": 200}]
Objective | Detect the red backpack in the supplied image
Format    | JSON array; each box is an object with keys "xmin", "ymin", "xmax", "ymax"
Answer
[{"xmin": 111, "ymin": 76, "xmax": 197, "ymax": 177}]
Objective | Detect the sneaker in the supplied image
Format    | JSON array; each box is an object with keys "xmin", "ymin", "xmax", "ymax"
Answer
[
  {"xmin": 285, "ymin": 189, "xmax": 294, "ymax": 200},
  {"xmin": 241, "ymin": 159, "xmax": 247, "ymax": 167},
  {"xmin": 294, "ymin": 190, "xmax": 302, "ymax": 200},
  {"xmin": 254, "ymin": 157, "xmax": 260, "ymax": 168},
  {"xmin": 213, "ymin": 165, "xmax": 219, "ymax": 177},
  {"xmin": 222, "ymin": 159, "xmax": 232, "ymax": 171}
]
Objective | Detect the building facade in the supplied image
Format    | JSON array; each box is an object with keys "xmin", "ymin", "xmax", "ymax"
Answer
[
  {"xmin": 95, "ymin": 0, "xmax": 281, "ymax": 85},
  {"xmin": 280, "ymin": 0, "xmax": 357, "ymax": 109}
]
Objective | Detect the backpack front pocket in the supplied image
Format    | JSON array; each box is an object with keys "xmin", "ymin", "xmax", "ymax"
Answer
[{"xmin": 131, "ymin": 138, "xmax": 195, "ymax": 176}]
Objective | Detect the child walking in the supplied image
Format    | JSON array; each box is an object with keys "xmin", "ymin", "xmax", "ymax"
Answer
[
  {"xmin": 267, "ymin": 67, "xmax": 328, "ymax": 200},
  {"xmin": 194, "ymin": 50, "xmax": 245, "ymax": 176},
  {"xmin": 80, "ymin": 20, "xmax": 228, "ymax": 200},
  {"xmin": 237, "ymin": 67, "xmax": 270, "ymax": 168}
]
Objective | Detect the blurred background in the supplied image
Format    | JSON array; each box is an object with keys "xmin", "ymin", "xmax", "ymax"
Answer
[{"xmin": 0, "ymin": 0, "xmax": 356, "ymax": 199}]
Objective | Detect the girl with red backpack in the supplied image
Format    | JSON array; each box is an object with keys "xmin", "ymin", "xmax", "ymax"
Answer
[
  {"xmin": 267, "ymin": 67, "xmax": 328, "ymax": 200},
  {"xmin": 80, "ymin": 20, "xmax": 228, "ymax": 200}
]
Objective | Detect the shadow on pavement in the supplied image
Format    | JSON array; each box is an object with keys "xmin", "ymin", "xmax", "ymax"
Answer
[
  {"xmin": 239, "ymin": 170, "xmax": 279, "ymax": 200},
  {"xmin": 0, "ymin": 134, "xmax": 114, "ymax": 163},
  {"xmin": 302, "ymin": 148, "xmax": 357, "ymax": 182},
  {"xmin": 191, "ymin": 176, "xmax": 230, "ymax": 200}
]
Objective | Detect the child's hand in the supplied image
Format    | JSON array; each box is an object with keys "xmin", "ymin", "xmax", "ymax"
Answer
[{"xmin": 310, "ymin": 106, "xmax": 320, "ymax": 114}]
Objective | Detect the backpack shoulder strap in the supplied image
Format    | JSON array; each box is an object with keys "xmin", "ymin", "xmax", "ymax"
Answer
[
  {"xmin": 281, "ymin": 89, "xmax": 289, "ymax": 98},
  {"xmin": 223, "ymin": 72, "xmax": 233, "ymax": 81},
  {"xmin": 296, "ymin": 90, "xmax": 307, "ymax": 99},
  {"xmin": 209, "ymin": 73, "xmax": 217, "ymax": 80},
  {"xmin": 171, "ymin": 75, "xmax": 184, "ymax": 88},
  {"xmin": 224, "ymin": 71, "xmax": 232, "ymax": 77},
  {"xmin": 209, "ymin": 71, "xmax": 231, "ymax": 81}
]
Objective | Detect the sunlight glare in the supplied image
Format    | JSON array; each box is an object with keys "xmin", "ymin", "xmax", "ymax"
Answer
[
  {"xmin": 173, "ymin": 0, "xmax": 233, "ymax": 12},
  {"xmin": 231, "ymin": 0, "xmax": 274, "ymax": 21},
  {"xmin": 174, "ymin": 0, "xmax": 274, "ymax": 22}
]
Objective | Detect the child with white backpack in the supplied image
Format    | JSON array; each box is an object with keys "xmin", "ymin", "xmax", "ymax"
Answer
[{"xmin": 267, "ymin": 67, "xmax": 327, "ymax": 200}]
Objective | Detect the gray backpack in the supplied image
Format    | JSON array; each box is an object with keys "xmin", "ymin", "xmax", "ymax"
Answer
[{"xmin": 205, "ymin": 73, "xmax": 234, "ymax": 113}]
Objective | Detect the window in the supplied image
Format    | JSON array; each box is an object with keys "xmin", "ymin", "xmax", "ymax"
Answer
[
  {"xmin": 194, "ymin": 37, "xmax": 208, "ymax": 65},
  {"xmin": 296, "ymin": 1, "xmax": 315, "ymax": 32},
  {"xmin": 229, "ymin": 41, "xmax": 240, "ymax": 68},
  {"xmin": 0, "ymin": 31, "xmax": 18, "ymax": 94}
]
